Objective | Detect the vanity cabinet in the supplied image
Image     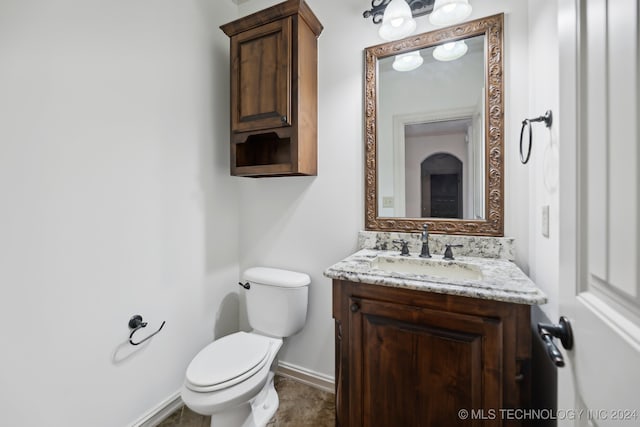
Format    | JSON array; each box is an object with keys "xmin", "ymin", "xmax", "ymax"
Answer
[
  {"xmin": 333, "ymin": 280, "xmax": 532, "ymax": 427},
  {"xmin": 220, "ymin": 0, "xmax": 322, "ymax": 177}
]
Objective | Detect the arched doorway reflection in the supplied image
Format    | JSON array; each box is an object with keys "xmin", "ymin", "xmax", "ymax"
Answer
[{"xmin": 421, "ymin": 153, "xmax": 463, "ymax": 218}]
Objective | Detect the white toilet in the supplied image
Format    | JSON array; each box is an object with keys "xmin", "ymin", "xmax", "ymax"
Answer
[{"xmin": 181, "ymin": 267, "xmax": 310, "ymax": 427}]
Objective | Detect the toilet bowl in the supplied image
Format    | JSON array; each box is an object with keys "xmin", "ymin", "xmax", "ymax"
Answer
[
  {"xmin": 181, "ymin": 332, "xmax": 282, "ymax": 426},
  {"xmin": 181, "ymin": 267, "xmax": 310, "ymax": 427}
]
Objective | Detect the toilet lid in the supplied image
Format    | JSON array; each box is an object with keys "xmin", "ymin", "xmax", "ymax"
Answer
[{"xmin": 185, "ymin": 332, "xmax": 271, "ymax": 392}]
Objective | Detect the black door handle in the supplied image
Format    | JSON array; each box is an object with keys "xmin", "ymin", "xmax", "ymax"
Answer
[{"xmin": 537, "ymin": 316, "xmax": 573, "ymax": 367}]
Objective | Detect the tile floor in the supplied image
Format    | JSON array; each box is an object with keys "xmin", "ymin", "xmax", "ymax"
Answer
[{"xmin": 157, "ymin": 376, "xmax": 335, "ymax": 427}]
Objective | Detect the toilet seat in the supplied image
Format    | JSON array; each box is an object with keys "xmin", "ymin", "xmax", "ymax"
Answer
[{"xmin": 186, "ymin": 332, "xmax": 272, "ymax": 393}]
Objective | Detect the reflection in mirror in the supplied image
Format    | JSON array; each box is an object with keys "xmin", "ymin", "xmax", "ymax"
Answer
[
  {"xmin": 377, "ymin": 35, "xmax": 486, "ymax": 220},
  {"xmin": 364, "ymin": 14, "xmax": 504, "ymax": 236}
]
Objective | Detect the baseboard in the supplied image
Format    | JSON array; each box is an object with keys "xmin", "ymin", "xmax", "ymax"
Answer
[
  {"xmin": 130, "ymin": 363, "xmax": 333, "ymax": 426},
  {"xmin": 276, "ymin": 361, "xmax": 335, "ymax": 394},
  {"xmin": 131, "ymin": 391, "xmax": 183, "ymax": 427}
]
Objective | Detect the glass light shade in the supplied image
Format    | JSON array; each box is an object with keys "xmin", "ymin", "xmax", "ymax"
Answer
[
  {"xmin": 392, "ymin": 51, "xmax": 424, "ymax": 71},
  {"xmin": 432, "ymin": 40, "xmax": 468, "ymax": 61},
  {"xmin": 429, "ymin": 0, "xmax": 472, "ymax": 26},
  {"xmin": 378, "ymin": 0, "xmax": 417, "ymax": 41}
]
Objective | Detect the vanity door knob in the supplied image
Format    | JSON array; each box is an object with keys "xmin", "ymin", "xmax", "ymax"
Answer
[{"xmin": 350, "ymin": 303, "xmax": 360, "ymax": 313}]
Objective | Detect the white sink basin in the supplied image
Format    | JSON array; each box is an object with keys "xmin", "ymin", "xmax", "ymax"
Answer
[{"xmin": 371, "ymin": 256, "xmax": 483, "ymax": 281}]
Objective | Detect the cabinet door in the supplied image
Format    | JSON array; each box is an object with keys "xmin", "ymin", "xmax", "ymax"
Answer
[
  {"xmin": 230, "ymin": 18, "xmax": 291, "ymax": 133},
  {"xmin": 348, "ymin": 297, "xmax": 503, "ymax": 427}
]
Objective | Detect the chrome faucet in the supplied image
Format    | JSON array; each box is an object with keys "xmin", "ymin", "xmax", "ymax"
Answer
[{"xmin": 419, "ymin": 224, "xmax": 431, "ymax": 258}]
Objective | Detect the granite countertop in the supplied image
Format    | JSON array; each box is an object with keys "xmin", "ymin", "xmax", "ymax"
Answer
[{"xmin": 324, "ymin": 249, "xmax": 547, "ymax": 305}]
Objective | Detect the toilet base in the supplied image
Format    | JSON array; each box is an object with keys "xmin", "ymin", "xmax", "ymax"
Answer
[
  {"xmin": 209, "ymin": 371, "xmax": 279, "ymax": 427},
  {"xmin": 209, "ymin": 403, "xmax": 250, "ymax": 427}
]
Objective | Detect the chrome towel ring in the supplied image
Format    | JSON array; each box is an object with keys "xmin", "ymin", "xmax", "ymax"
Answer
[{"xmin": 520, "ymin": 110, "xmax": 553, "ymax": 164}]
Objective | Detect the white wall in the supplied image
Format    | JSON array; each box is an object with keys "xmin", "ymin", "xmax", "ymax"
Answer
[
  {"xmin": 526, "ymin": 0, "xmax": 560, "ymax": 319},
  {"xmin": 0, "ymin": 1, "xmax": 240, "ymax": 426},
  {"xmin": 0, "ymin": 0, "xmax": 547, "ymax": 423},
  {"xmin": 235, "ymin": 0, "xmax": 532, "ymax": 380}
]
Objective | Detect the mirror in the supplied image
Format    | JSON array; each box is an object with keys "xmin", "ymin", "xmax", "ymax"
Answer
[{"xmin": 365, "ymin": 14, "xmax": 504, "ymax": 236}]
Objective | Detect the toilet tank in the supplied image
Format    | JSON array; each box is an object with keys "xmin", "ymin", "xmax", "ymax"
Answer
[{"xmin": 243, "ymin": 267, "xmax": 310, "ymax": 338}]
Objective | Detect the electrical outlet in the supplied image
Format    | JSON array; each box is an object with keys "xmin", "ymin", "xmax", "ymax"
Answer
[
  {"xmin": 542, "ymin": 205, "xmax": 550, "ymax": 238},
  {"xmin": 383, "ymin": 197, "xmax": 394, "ymax": 208}
]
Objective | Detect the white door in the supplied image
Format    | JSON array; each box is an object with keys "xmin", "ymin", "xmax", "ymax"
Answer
[{"xmin": 558, "ymin": 0, "xmax": 640, "ymax": 426}]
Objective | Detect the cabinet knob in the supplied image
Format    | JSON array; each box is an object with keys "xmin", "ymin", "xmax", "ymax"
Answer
[
  {"xmin": 281, "ymin": 115, "xmax": 288, "ymax": 123},
  {"xmin": 350, "ymin": 303, "xmax": 360, "ymax": 313}
]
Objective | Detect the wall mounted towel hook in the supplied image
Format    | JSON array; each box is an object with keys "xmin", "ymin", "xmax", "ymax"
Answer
[
  {"xmin": 128, "ymin": 314, "xmax": 166, "ymax": 346},
  {"xmin": 520, "ymin": 110, "xmax": 553, "ymax": 164}
]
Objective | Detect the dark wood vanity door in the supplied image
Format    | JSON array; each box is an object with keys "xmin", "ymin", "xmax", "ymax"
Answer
[
  {"xmin": 230, "ymin": 17, "xmax": 292, "ymax": 133},
  {"xmin": 347, "ymin": 297, "xmax": 503, "ymax": 427}
]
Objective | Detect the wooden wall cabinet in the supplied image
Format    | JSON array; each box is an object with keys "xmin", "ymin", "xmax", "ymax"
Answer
[
  {"xmin": 220, "ymin": 0, "xmax": 323, "ymax": 177},
  {"xmin": 333, "ymin": 280, "xmax": 532, "ymax": 427}
]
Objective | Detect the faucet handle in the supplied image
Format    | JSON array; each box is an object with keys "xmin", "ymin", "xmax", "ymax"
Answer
[
  {"xmin": 392, "ymin": 239, "xmax": 410, "ymax": 256},
  {"xmin": 443, "ymin": 244, "xmax": 464, "ymax": 260}
]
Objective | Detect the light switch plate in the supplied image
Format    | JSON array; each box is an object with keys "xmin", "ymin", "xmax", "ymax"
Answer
[
  {"xmin": 542, "ymin": 205, "xmax": 550, "ymax": 238},
  {"xmin": 383, "ymin": 197, "xmax": 394, "ymax": 208}
]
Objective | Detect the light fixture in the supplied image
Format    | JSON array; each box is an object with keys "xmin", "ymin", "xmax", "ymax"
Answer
[
  {"xmin": 429, "ymin": 0, "xmax": 472, "ymax": 26},
  {"xmin": 432, "ymin": 40, "xmax": 468, "ymax": 61},
  {"xmin": 363, "ymin": 0, "xmax": 434, "ymax": 25},
  {"xmin": 378, "ymin": 0, "xmax": 417, "ymax": 40},
  {"xmin": 392, "ymin": 51, "xmax": 424, "ymax": 71}
]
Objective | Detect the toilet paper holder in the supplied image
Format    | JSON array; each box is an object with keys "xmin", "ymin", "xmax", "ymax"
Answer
[{"xmin": 128, "ymin": 314, "xmax": 166, "ymax": 346}]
